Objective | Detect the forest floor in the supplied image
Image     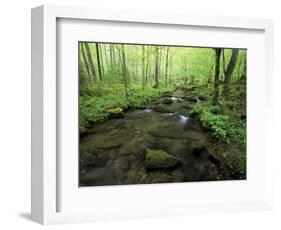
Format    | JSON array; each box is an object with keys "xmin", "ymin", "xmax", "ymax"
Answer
[{"xmin": 79, "ymin": 82, "xmax": 246, "ymax": 186}]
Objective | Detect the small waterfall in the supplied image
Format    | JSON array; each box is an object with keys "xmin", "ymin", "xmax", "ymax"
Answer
[
  {"xmin": 144, "ymin": 108, "xmax": 152, "ymax": 112},
  {"xmin": 178, "ymin": 114, "xmax": 189, "ymax": 126},
  {"xmin": 194, "ymin": 96, "xmax": 201, "ymax": 103},
  {"xmin": 171, "ymin": 96, "xmax": 184, "ymax": 102}
]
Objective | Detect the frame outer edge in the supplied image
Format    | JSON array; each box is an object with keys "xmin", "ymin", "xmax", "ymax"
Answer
[
  {"xmin": 31, "ymin": 5, "xmax": 44, "ymax": 224},
  {"xmin": 31, "ymin": 4, "xmax": 274, "ymax": 224}
]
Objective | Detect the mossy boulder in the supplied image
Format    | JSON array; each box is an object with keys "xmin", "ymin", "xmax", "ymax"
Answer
[
  {"xmin": 161, "ymin": 98, "xmax": 173, "ymax": 104},
  {"xmin": 106, "ymin": 107, "xmax": 124, "ymax": 118},
  {"xmin": 145, "ymin": 150, "xmax": 179, "ymax": 169}
]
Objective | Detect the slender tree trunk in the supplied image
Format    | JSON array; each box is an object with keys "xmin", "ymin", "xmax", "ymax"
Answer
[
  {"xmin": 83, "ymin": 42, "xmax": 96, "ymax": 82},
  {"xmin": 142, "ymin": 45, "xmax": 145, "ymax": 88},
  {"xmin": 223, "ymin": 48, "xmax": 239, "ymax": 95},
  {"xmin": 145, "ymin": 49, "xmax": 149, "ymax": 86},
  {"xmin": 237, "ymin": 53, "xmax": 243, "ymax": 80},
  {"xmin": 154, "ymin": 46, "xmax": 160, "ymax": 88},
  {"xmin": 206, "ymin": 62, "xmax": 215, "ymax": 88},
  {"xmin": 213, "ymin": 48, "xmax": 222, "ymax": 104},
  {"xmin": 165, "ymin": 47, "xmax": 169, "ymax": 87},
  {"xmin": 112, "ymin": 46, "xmax": 118, "ymax": 78},
  {"xmin": 95, "ymin": 43, "xmax": 103, "ymax": 80},
  {"xmin": 99, "ymin": 45, "xmax": 105, "ymax": 78},
  {"xmin": 240, "ymin": 52, "xmax": 247, "ymax": 80},
  {"xmin": 103, "ymin": 45, "xmax": 109, "ymax": 75},
  {"xmin": 109, "ymin": 44, "xmax": 113, "ymax": 67},
  {"xmin": 222, "ymin": 49, "xmax": 226, "ymax": 80},
  {"xmin": 169, "ymin": 59, "xmax": 173, "ymax": 86},
  {"xmin": 120, "ymin": 45, "xmax": 129, "ymax": 97},
  {"xmin": 80, "ymin": 42, "xmax": 91, "ymax": 80}
]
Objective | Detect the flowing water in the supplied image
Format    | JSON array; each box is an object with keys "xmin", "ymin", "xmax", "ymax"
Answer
[{"xmin": 79, "ymin": 96, "xmax": 223, "ymax": 186}]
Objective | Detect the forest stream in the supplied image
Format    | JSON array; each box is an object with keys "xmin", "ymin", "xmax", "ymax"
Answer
[{"xmin": 79, "ymin": 89, "xmax": 243, "ymax": 186}]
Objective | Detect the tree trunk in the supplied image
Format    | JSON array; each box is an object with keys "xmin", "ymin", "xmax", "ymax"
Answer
[
  {"xmin": 83, "ymin": 42, "xmax": 96, "ymax": 82},
  {"xmin": 154, "ymin": 46, "xmax": 160, "ymax": 88},
  {"xmin": 99, "ymin": 45, "xmax": 105, "ymax": 78},
  {"xmin": 241, "ymin": 53, "xmax": 247, "ymax": 79},
  {"xmin": 120, "ymin": 45, "xmax": 129, "ymax": 97},
  {"xmin": 237, "ymin": 52, "xmax": 243, "ymax": 80},
  {"xmin": 223, "ymin": 48, "xmax": 239, "ymax": 95},
  {"xmin": 213, "ymin": 48, "xmax": 222, "ymax": 104},
  {"xmin": 103, "ymin": 45, "xmax": 109, "ymax": 75},
  {"xmin": 165, "ymin": 47, "xmax": 169, "ymax": 87},
  {"xmin": 222, "ymin": 49, "xmax": 226, "ymax": 80},
  {"xmin": 142, "ymin": 45, "xmax": 145, "ymax": 88},
  {"xmin": 80, "ymin": 42, "xmax": 91, "ymax": 80},
  {"xmin": 95, "ymin": 43, "xmax": 103, "ymax": 80},
  {"xmin": 145, "ymin": 49, "xmax": 149, "ymax": 86},
  {"xmin": 206, "ymin": 62, "xmax": 215, "ymax": 88}
]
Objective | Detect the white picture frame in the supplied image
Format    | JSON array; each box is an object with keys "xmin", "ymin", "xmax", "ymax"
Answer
[{"xmin": 31, "ymin": 4, "xmax": 274, "ymax": 225}]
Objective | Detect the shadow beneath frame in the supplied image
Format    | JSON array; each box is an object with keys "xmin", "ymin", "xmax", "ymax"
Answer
[{"xmin": 18, "ymin": 212, "xmax": 32, "ymax": 221}]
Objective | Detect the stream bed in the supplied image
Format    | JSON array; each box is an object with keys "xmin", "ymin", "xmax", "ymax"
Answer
[{"xmin": 79, "ymin": 94, "xmax": 236, "ymax": 186}]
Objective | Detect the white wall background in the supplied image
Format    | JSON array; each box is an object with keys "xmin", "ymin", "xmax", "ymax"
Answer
[{"xmin": 0, "ymin": 0, "xmax": 280, "ymax": 229}]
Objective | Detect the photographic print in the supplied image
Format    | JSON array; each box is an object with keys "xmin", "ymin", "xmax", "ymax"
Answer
[{"xmin": 79, "ymin": 42, "xmax": 246, "ymax": 186}]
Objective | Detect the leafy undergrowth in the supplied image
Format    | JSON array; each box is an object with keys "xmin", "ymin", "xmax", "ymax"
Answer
[
  {"xmin": 80, "ymin": 83, "xmax": 173, "ymax": 134},
  {"xmin": 200, "ymin": 110, "xmax": 245, "ymax": 144},
  {"xmin": 190, "ymin": 83, "xmax": 246, "ymax": 145}
]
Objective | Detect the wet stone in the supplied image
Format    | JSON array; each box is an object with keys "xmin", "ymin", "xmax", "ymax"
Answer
[{"xmin": 145, "ymin": 150, "xmax": 179, "ymax": 169}]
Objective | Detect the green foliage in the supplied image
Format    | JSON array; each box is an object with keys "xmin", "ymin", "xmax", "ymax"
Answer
[
  {"xmin": 80, "ymin": 83, "xmax": 172, "ymax": 134},
  {"xmin": 200, "ymin": 110, "xmax": 246, "ymax": 144},
  {"xmin": 238, "ymin": 152, "xmax": 247, "ymax": 176}
]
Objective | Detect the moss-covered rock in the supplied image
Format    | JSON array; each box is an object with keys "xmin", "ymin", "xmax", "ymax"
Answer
[
  {"xmin": 161, "ymin": 98, "xmax": 173, "ymax": 104},
  {"xmin": 145, "ymin": 150, "xmax": 179, "ymax": 169},
  {"xmin": 106, "ymin": 107, "xmax": 124, "ymax": 118}
]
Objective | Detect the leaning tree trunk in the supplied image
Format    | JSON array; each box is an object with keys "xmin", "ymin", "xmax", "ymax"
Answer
[
  {"xmin": 223, "ymin": 48, "xmax": 239, "ymax": 95},
  {"xmin": 95, "ymin": 43, "xmax": 103, "ymax": 80},
  {"xmin": 83, "ymin": 42, "xmax": 96, "ymax": 82},
  {"xmin": 154, "ymin": 47, "xmax": 160, "ymax": 88},
  {"xmin": 213, "ymin": 48, "xmax": 222, "ymax": 105}
]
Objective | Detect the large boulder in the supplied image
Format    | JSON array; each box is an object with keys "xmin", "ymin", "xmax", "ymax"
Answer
[
  {"xmin": 145, "ymin": 150, "xmax": 179, "ymax": 169},
  {"xmin": 106, "ymin": 107, "xmax": 124, "ymax": 118}
]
